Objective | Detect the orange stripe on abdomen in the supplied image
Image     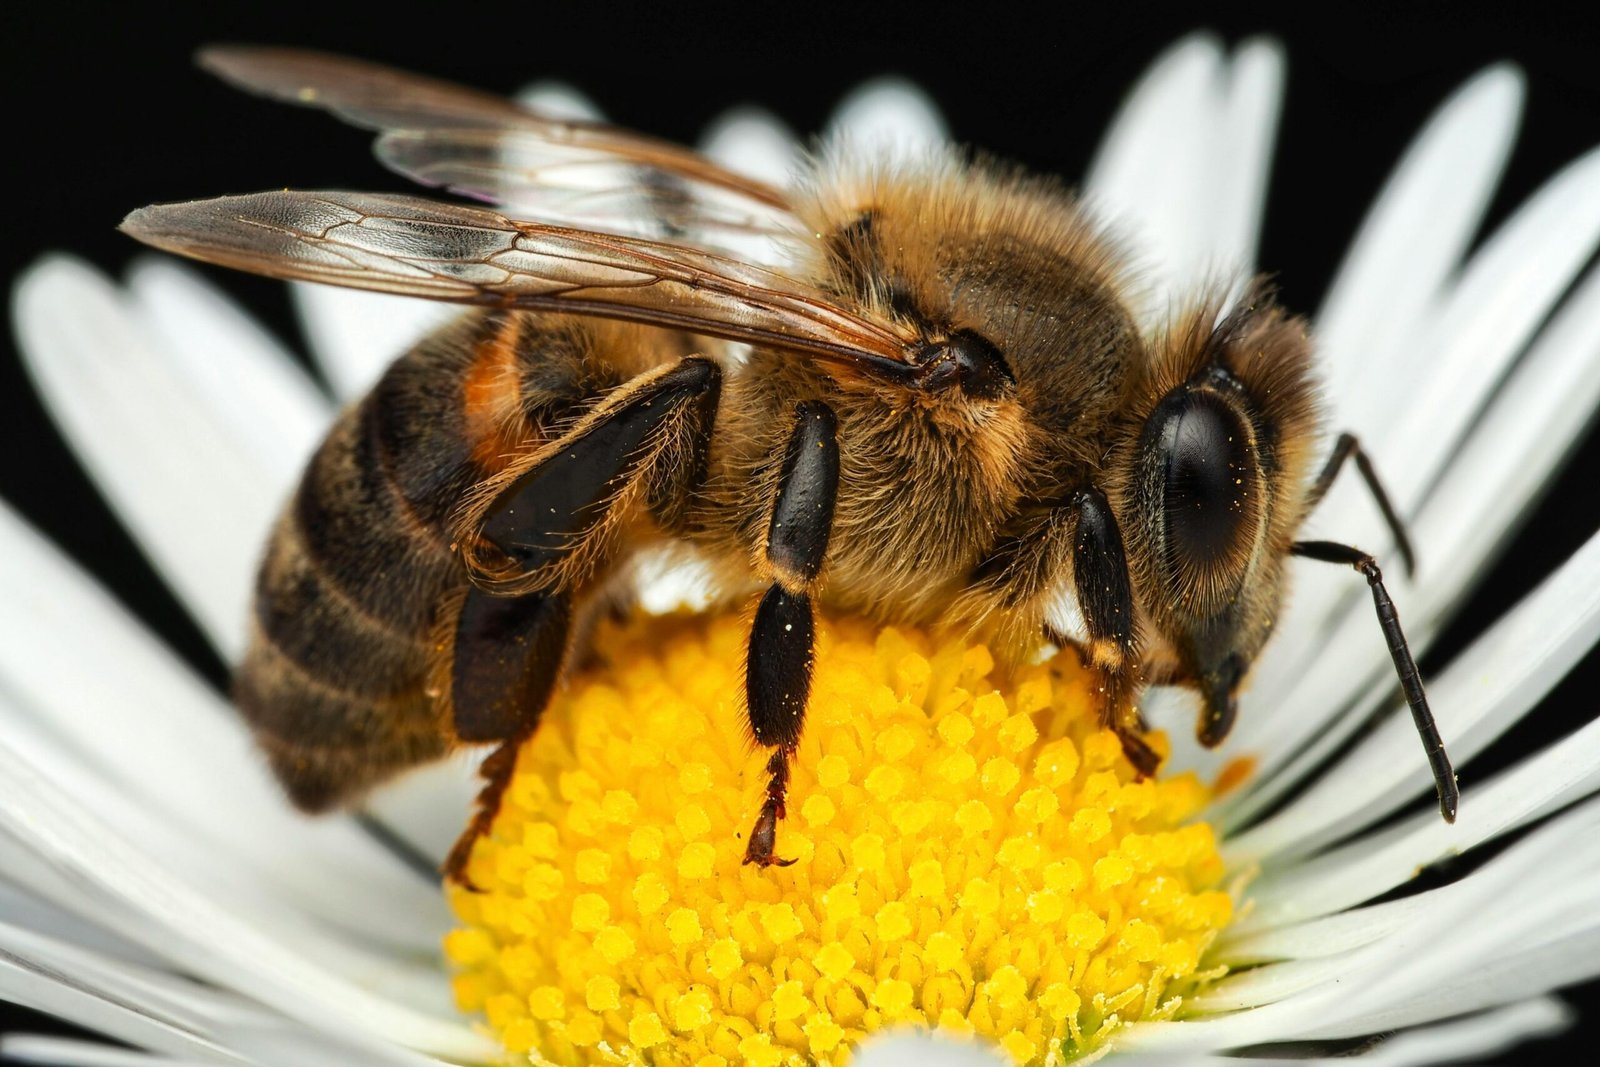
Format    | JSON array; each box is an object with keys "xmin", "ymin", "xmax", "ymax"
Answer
[{"xmin": 463, "ymin": 314, "xmax": 535, "ymax": 472}]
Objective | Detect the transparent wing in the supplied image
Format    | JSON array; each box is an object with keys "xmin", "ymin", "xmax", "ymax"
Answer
[
  {"xmin": 374, "ymin": 127, "xmax": 805, "ymax": 258},
  {"xmin": 198, "ymin": 47, "xmax": 807, "ymax": 259},
  {"xmin": 120, "ymin": 190, "xmax": 922, "ymax": 384}
]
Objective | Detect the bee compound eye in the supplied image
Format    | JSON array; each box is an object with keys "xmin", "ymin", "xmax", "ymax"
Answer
[{"xmin": 1159, "ymin": 391, "xmax": 1257, "ymax": 570}]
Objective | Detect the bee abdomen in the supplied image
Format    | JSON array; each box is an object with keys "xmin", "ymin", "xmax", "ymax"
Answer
[
  {"xmin": 251, "ymin": 513, "xmax": 435, "ymax": 697},
  {"xmin": 240, "ymin": 680, "xmax": 447, "ymax": 811},
  {"xmin": 239, "ymin": 596, "xmax": 448, "ymax": 811},
  {"xmin": 238, "ymin": 385, "xmax": 471, "ymax": 807},
  {"xmin": 291, "ymin": 396, "xmax": 463, "ymax": 629},
  {"xmin": 247, "ymin": 397, "xmax": 461, "ymax": 680}
]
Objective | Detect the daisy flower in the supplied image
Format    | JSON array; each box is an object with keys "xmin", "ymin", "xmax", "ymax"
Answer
[{"xmin": 7, "ymin": 32, "xmax": 1600, "ymax": 1067}]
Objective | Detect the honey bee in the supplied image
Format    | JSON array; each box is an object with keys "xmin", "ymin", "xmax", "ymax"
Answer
[{"xmin": 122, "ymin": 48, "xmax": 1458, "ymax": 881}]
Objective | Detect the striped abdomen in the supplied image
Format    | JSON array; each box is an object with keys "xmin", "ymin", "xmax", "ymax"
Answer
[{"xmin": 235, "ymin": 311, "xmax": 615, "ymax": 810}]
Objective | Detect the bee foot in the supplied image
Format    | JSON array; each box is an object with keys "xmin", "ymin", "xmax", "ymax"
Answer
[
  {"xmin": 1115, "ymin": 727, "xmax": 1162, "ymax": 779},
  {"xmin": 441, "ymin": 739, "xmax": 521, "ymax": 889},
  {"xmin": 442, "ymin": 826, "xmax": 487, "ymax": 891},
  {"xmin": 742, "ymin": 798, "xmax": 796, "ymax": 867}
]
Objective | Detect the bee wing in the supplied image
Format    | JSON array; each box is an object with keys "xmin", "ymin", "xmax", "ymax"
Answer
[
  {"xmin": 374, "ymin": 127, "xmax": 805, "ymax": 259},
  {"xmin": 198, "ymin": 47, "xmax": 806, "ymax": 259},
  {"xmin": 120, "ymin": 190, "xmax": 922, "ymax": 383}
]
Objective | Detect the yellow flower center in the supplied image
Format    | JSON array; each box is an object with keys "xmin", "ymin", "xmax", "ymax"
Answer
[{"xmin": 445, "ymin": 611, "xmax": 1234, "ymax": 1064}]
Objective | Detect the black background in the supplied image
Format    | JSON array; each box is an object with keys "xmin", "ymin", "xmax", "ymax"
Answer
[{"xmin": 4, "ymin": 1, "xmax": 1600, "ymax": 1061}]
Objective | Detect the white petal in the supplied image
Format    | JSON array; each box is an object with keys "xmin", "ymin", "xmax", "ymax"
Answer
[
  {"xmin": 0, "ymin": 927, "xmax": 448, "ymax": 1067},
  {"xmin": 361, "ymin": 758, "xmax": 481, "ymax": 866},
  {"xmin": 1234, "ymin": 67, "xmax": 1525, "ymax": 731},
  {"xmin": 1214, "ymin": 891, "xmax": 1435, "ymax": 968},
  {"xmin": 0, "ymin": 783, "xmax": 457, "ymax": 1017},
  {"xmin": 1081, "ymin": 33, "xmax": 1226, "ymax": 317},
  {"xmin": 0, "ymin": 938, "xmax": 246, "ymax": 1064},
  {"xmin": 0, "ymin": 1036, "xmax": 213, "ymax": 1067},
  {"xmin": 1331, "ymin": 997, "xmax": 1570, "ymax": 1065},
  {"xmin": 248, "ymin": 1027, "xmax": 449, "ymax": 1067},
  {"xmin": 0, "ymin": 500, "xmax": 448, "ymax": 952},
  {"xmin": 1356, "ymin": 143, "xmax": 1600, "ymax": 508},
  {"xmin": 1315, "ymin": 66, "xmax": 1522, "ymax": 431},
  {"xmin": 1261, "ymin": 102, "xmax": 1600, "ymax": 730},
  {"xmin": 1207, "ymin": 800, "xmax": 1600, "ymax": 1020},
  {"xmin": 213, "ymin": 1027, "xmax": 449, "ymax": 1067},
  {"xmin": 0, "ymin": 880, "xmax": 165, "ymax": 972},
  {"xmin": 292, "ymin": 283, "xmax": 454, "ymax": 402},
  {"xmin": 13, "ymin": 257, "xmax": 277, "ymax": 657},
  {"xmin": 825, "ymin": 77, "xmax": 949, "ymax": 160},
  {"xmin": 1277, "ymin": 810, "xmax": 1600, "ymax": 1031},
  {"xmin": 1407, "ymin": 261, "xmax": 1600, "ymax": 626},
  {"xmin": 515, "ymin": 80, "xmax": 604, "ymax": 121},
  {"xmin": 125, "ymin": 258, "xmax": 332, "ymax": 487},
  {"xmin": 0, "ymin": 740, "xmax": 493, "ymax": 1061},
  {"xmin": 1043, "ymin": 590, "xmax": 1089, "ymax": 648},
  {"xmin": 1205, "ymin": 38, "xmax": 1284, "ymax": 287},
  {"xmin": 1228, "ymin": 513, "xmax": 1600, "ymax": 859},
  {"xmin": 1186, "ymin": 948, "xmax": 1374, "ymax": 1017},
  {"xmin": 634, "ymin": 548, "xmax": 717, "ymax": 617},
  {"xmin": 1296, "ymin": 934, "xmax": 1596, "ymax": 1042},
  {"xmin": 1235, "ymin": 718, "xmax": 1600, "ymax": 934},
  {"xmin": 854, "ymin": 1028, "xmax": 1009, "ymax": 1067},
  {"xmin": 1273, "ymin": 147, "xmax": 1600, "ymax": 684},
  {"xmin": 1094, "ymin": 34, "xmax": 1282, "ymax": 314},
  {"xmin": 1174, "ymin": 999, "xmax": 1572, "ymax": 1066},
  {"xmin": 1127, "ymin": 822, "xmax": 1597, "ymax": 1045},
  {"xmin": 1121, "ymin": 997, "xmax": 1570, "ymax": 1062},
  {"xmin": 0, "ymin": 721, "xmax": 455, "ymax": 1002},
  {"xmin": 0, "ymin": 716, "xmax": 454, "ymax": 1015},
  {"xmin": 699, "ymin": 107, "xmax": 801, "ymax": 187},
  {"xmin": 0, "ymin": 919, "xmax": 279, "ymax": 1032}
]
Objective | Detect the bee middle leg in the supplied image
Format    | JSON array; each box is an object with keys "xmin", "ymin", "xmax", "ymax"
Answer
[
  {"xmin": 970, "ymin": 486, "xmax": 1157, "ymax": 777},
  {"xmin": 743, "ymin": 401, "xmax": 839, "ymax": 867},
  {"xmin": 442, "ymin": 357, "xmax": 723, "ymax": 885}
]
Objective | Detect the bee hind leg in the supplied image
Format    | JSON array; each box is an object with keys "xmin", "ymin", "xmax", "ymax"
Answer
[
  {"xmin": 460, "ymin": 357, "xmax": 724, "ymax": 591},
  {"xmin": 442, "ymin": 737, "xmax": 522, "ymax": 888},
  {"xmin": 742, "ymin": 402, "xmax": 839, "ymax": 867},
  {"xmin": 442, "ymin": 589, "xmax": 573, "ymax": 888},
  {"xmin": 441, "ymin": 357, "xmax": 723, "ymax": 886}
]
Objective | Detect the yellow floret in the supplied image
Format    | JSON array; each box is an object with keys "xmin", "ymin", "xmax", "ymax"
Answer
[{"xmin": 446, "ymin": 611, "xmax": 1234, "ymax": 1064}]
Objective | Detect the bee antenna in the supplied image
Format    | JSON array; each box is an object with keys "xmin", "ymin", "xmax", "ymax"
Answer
[{"xmin": 1291, "ymin": 539, "xmax": 1459, "ymax": 823}]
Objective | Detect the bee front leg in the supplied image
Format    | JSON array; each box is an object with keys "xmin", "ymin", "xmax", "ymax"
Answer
[
  {"xmin": 1067, "ymin": 487, "xmax": 1159, "ymax": 776},
  {"xmin": 970, "ymin": 488, "xmax": 1156, "ymax": 777},
  {"xmin": 442, "ymin": 357, "xmax": 722, "ymax": 886},
  {"xmin": 743, "ymin": 401, "xmax": 839, "ymax": 867},
  {"xmin": 1303, "ymin": 432, "xmax": 1416, "ymax": 576}
]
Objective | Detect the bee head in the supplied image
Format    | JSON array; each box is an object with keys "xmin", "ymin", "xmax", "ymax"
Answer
[{"xmin": 1116, "ymin": 291, "xmax": 1320, "ymax": 746}]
